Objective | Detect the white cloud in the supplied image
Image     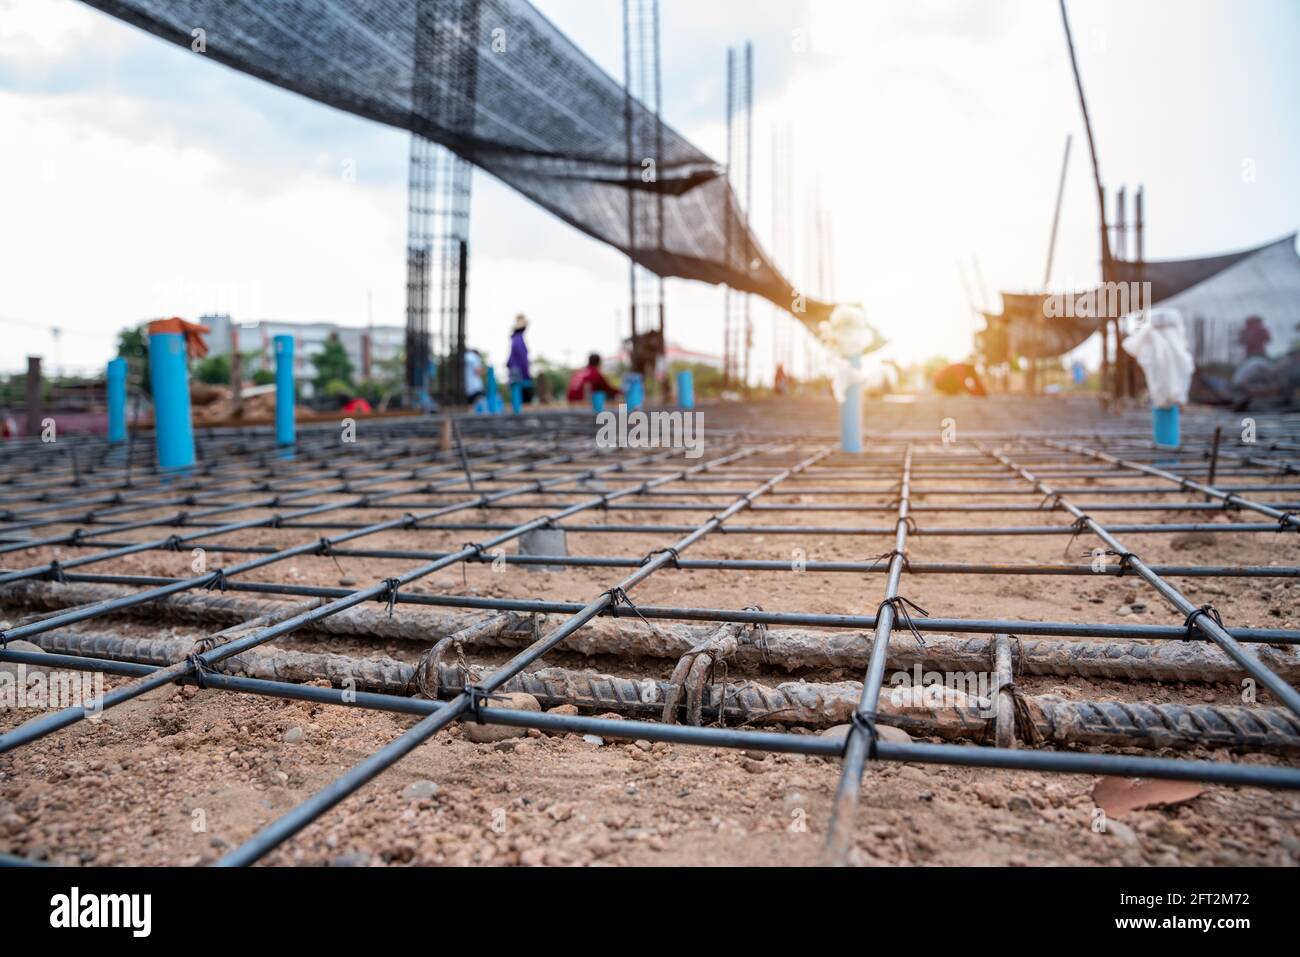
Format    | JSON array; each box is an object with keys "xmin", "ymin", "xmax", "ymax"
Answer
[{"xmin": 0, "ymin": 0, "xmax": 103, "ymax": 65}]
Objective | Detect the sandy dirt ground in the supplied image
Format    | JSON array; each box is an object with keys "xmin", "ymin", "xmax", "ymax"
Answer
[{"xmin": 3, "ymin": 396, "xmax": 1300, "ymax": 866}]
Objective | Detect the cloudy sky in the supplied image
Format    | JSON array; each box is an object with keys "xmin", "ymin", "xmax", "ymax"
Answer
[{"xmin": 1, "ymin": 0, "xmax": 1298, "ymax": 379}]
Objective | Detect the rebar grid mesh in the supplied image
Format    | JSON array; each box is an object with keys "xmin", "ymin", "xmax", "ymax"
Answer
[{"xmin": 2, "ymin": 399, "xmax": 1299, "ymax": 865}]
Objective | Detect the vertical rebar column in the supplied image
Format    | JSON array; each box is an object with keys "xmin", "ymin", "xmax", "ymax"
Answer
[
  {"xmin": 406, "ymin": 0, "xmax": 475, "ymax": 406},
  {"xmin": 723, "ymin": 43, "xmax": 753, "ymax": 390},
  {"xmin": 623, "ymin": 0, "xmax": 665, "ymax": 393},
  {"xmin": 24, "ymin": 356, "xmax": 42, "ymax": 439}
]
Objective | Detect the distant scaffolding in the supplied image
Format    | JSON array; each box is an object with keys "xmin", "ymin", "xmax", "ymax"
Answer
[
  {"xmin": 771, "ymin": 124, "xmax": 794, "ymax": 379},
  {"xmin": 405, "ymin": 0, "xmax": 477, "ymax": 404},
  {"xmin": 623, "ymin": 0, "xmax": 666, "ymax": 388},
  {"xmin": 724, "ymin": 43, "xmax": 754, "ymax": 389}
]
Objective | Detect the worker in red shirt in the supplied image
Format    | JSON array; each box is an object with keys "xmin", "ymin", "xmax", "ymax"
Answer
[
  {"xmin": 566, "ymin": 353, "xmax": 621, "ymax": 403},
  {"xmin": 932, "ymin": 361, "xmax": 987, "ymax": 397},
  {"xmin": 1239, "ymin": 316, "xmax": 1271, "ymax": 358},
  {"xmin": 339, "ymin": 392, "xmax": 372, "ymax": 415}
]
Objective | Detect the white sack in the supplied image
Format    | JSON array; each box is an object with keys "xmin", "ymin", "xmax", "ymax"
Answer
[
  {"xmin": 1121, "ymin": 307, "xmax": 1195, "ymax": 408},
  {"xmin": 818, "ymin": 303, "xmax": 885, "ymax": 359}
]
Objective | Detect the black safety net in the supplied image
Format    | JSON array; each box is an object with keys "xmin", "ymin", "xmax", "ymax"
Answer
[
  {"xmin": 79, "ymin": 0, "xmax": 832, "ymax": 325},
  {"xmin": 978, "ymin": 235, "xmax": 1289, "ymax": 362}
]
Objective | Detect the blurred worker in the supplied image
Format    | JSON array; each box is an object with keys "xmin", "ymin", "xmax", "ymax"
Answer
[
  {"xmin": 339, "ymin": 391, "xmax": 372, "ymax": 415},
  {"xmin": 464, "ymin": 348, "xmax": 486, "ymax": 408},
  {"xmin": 1239, "ymin": 315, "xmax": 1271, "ymax": 358},
  {"xmin": 0, "ymin": 408, "xmax": 17, "ymax": 439},
  {"xmin": 566, "ymin": 353, "xmax": 621, "ymax": 403},
  {"xmin": 507, "ymin": 314, "xmax": 533, "ymax": 403},
  {"xmin": 774, "ymin": 363, "xmax": 789, "ymax": 395},
  {"xmin": 932, "ymin": 361, "xmax": 987, "ymax": 397}
]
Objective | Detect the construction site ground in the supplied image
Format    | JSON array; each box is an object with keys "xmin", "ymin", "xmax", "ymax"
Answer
[{"xmin": 3, "ymin": 395, "xmax": 1299, "ymax": 866}]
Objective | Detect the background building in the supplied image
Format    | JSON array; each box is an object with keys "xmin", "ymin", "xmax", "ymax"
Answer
[{"xmin": 200, "ymin": 315, "xmax": 406, "ymax": 394}]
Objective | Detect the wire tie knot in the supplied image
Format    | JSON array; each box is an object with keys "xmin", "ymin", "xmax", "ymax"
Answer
[
  {"xmin": 1105, "ymin": 550, "xmax": 1136, "ymax": 576},
  {"xmin": 849, "ymin": 710, "xmax": 878, "ymax": 757},
  {"xmin": 877, "ymin": 595, "xmax": 929, "ymax": 648},
  {"xmin": 463, "ymin": 684, "xmax": 501, "ymax": 724},
  {"xmin": 186, "ymin": 652, "xmax": 211, "ymax": 690},
  {"xmin": 1063, "ymin": 514, "xmax": 1092, "ymax": 556},
  {"xmin": 640, "ymin": 546, "xmax": 681, "ymax": 568},
  {"xmin": 381, "ymin": 578, "xmax": 402, "ymax": 617},
  {"xmin": 867, "ymin": 550, "xmax": 911, "ymax": 573},
  {"xmin": 1182, "ymin": 604, "xmax": 1224, "ymax": 642}
]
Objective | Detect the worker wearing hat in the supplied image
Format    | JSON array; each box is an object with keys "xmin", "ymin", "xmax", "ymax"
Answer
[{"xmin": 507, "ymin": 313, "xmax": 533, "ymax": 404}]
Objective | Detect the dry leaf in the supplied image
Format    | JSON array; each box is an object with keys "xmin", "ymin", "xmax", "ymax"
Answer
[{"xmin": 1092, "ymin": 776, "xmax": 1204, "ymax": 818}]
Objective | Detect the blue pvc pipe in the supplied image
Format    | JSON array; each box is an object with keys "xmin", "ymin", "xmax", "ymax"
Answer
[
  {"xmin": 840, "ymin": 356, "xmax": 863, "ymax": 453},
  {"xmin": 147, "ymin": 332, "xmax": 195, "ymax": 471},
  {"xmin": 592, "ymin": 390, "xmax": 607, "ymax": 413},
  {"xmin": 1153, "ymin": 405, "xmax": 1180, "ymax": 449},
  {"xmin": 510, "ymin": 380, "xmax": 523, "ymax": 414},
  {"xmin": 484, "ymin": 367, "xmax": 503, "ymax": 414},
  {"xmin": 625, "ymin": 373, "xmax": 644, "ymax": 411},
  {"xmin": 677, "ymin": 369, "xmax": 695, "ymax": 410},
  {"xmin": 106, "ymin": 357, "xmax": 127, "ymax": 443},
  {"xmin": 273, "ymin": 335, "xmax": 295, "ymax": 447}
]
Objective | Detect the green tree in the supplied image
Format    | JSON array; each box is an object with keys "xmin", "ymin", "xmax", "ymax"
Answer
[
  {"xmin": 311, "ymin": 337, "xmax": 354, "ymax": 395},
  {"xmin": 195, "ymin": 354, "xmax": 232, "ymax": 385},
  {"xmin": 117, "ymin": 324, "xmax": 151, "ymax": 396}
]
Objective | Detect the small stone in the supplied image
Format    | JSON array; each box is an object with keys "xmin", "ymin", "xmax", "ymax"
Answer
[
  {"xmin": 634, "ymin": 739, "xmax": 653, "ymax": 751},
  {"xmin": 581, "ymin": 734, "xmax": 605, "ymax": 747},
  {"xmin": 1007, "ymin": 795, "xmax": 1033, "ymax": 813},
  {"xmin": 1105, "ymin": 820, "xmax": 1140, "ymax": 846},
  {"xmin": 402, "ymin": 780, "xmax": 439, "ymax": 801},
  {"xmin": 1171, "ymin": 531, "xmax": 1215, "ymax": 551},
  {"xmin": 282, "ymin": 726, "xmax": 305, "ymax": 744},
  {"xmin": 819, "ymin": 723, "xmax": 912, "ymax": 744},
  {"xmin": 876, "ymin": 725, "xmax": 913, "ymax": 744},
  {"xmin": 464, "ymin": 692, "xmax": 541, "ymax": 743},
  {"xmin": 741, "ymin": 758, "xmax": 766, "ymax": 774},
  {"xmin": 338, "ymin": 578, "xmax": 357, "ymax": 587},
  {"xmin": 519, "ymin": 847, "xmax": 546, "ymax": 866},
  {"xmin": 331, "ymin": 853, "xmax": 371, "ymax": 867}
]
